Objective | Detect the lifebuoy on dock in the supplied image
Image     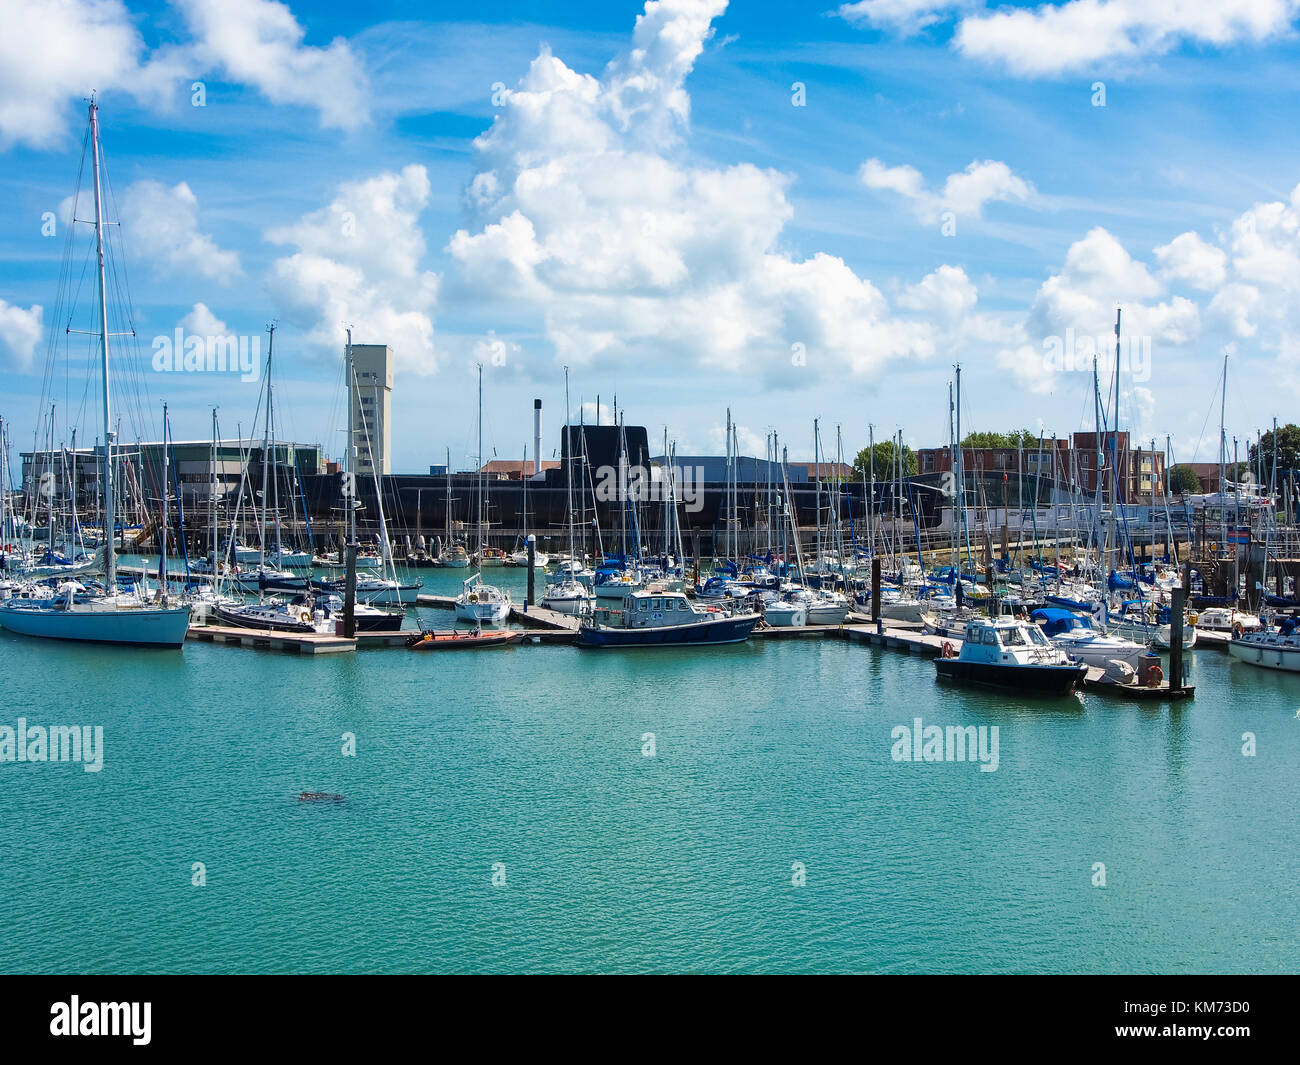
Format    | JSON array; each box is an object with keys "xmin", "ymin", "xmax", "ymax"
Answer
[
  {"xmin": 941, "ymin": 641, "xmax": 956, "ymax": 659},
  {"xmin": 1148, "ymin": 664, "xmax": 1163, "ymax": 688}
]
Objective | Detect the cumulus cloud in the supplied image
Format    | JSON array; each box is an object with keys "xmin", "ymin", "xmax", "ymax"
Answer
[
  {"xmin": 119, "ymin": 180, "xmax": 241, "ymax": 282},
  {"xmin": 447, "ymin": 0, "xmax": 945, "ymax": 382},
  {"xmin": 267, "ymin": 164, "xmax": 440, "ymax": 372},
  {"xmin": 899, "ymin": 265, "xmax": 978, "ymax": 322},
  {"xmin": 860, "ymin": 158, "xmax": 1033, "ymax": 224},
  {"xmin": 954, "ymin": 0, "xmax": 1300, "ymax": 77},
  {"xmin": 175, "ymin": 0, "xmax": 369, "ymax": 130},
  {"xmin": 1154, "ymin": 231, "xmax": 1228, "ymax": 290},
  {"xmin": 0, "ymin": 0, "xmax": 367, "ymax": 150},
  {"xmin": 179, "ymin": 302, "xmax": 228, "ymax": 336},
  {"xmin": 994, "ymin": 227, "xmax": 1200, "ymax": 395},
  {"xmin": 0, "ymin": 298, "xmax": 44, "ymax": 367},
  {"xmin": 0, "ymin": 0, "xmax": 181, "ymax": 148}
]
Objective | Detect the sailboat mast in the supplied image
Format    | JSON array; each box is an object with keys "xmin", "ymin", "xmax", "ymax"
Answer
[
  {"xmin": 565, "ymin": 367, "xmax": 574, "ymax": 562},
  {"xmin": 259, "ymin": 323, "xmax": 275, "ymax": 570},
  {"xmin": 477, "ymin": 363, "xmax": 484, "ymax": 572},
  {"xmin": 89, "ymin": 99, "xmax": 117, "ymax": 591},
  {"xmin": 210, "ymin": 408, "xmax": 218, "ymax": 568},
  {"xmin": 1219, "ymin": 352, "xmax": 1228, "ymax": 556}
]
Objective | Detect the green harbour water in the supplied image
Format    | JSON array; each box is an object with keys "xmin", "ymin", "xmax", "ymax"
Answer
[{"xmin": 1, "ymin": 566, "xmax": 1297, "ymax": 974}]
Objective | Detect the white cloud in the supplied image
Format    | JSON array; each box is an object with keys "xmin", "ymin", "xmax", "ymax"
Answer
[
  {"xmin": 0, "ymin": 0, "xmax": 367, "ymax": 150},
  {"xmin": 0, "ymin": 0, "xmax": 181, "ymax": 148},
  {"xmin": 0, "ymin": 298, "xmax": 43, "ymax": 367},
  {"xmin": 1207, "ymin": 283, "xmax": 1261, "ymax": 338},
  {"xmin": 119, "ymin": 180, "xmax": 241, "ymax": 282},
  {"xmin": 175, "ymin": 0, "xmax": 369, "ymax": 130},
  {"xmin": 835, "ymin": 1, "xmax": 973, "ymax": 35},
  {"xmin": 267, "ymin": 164, "xmax": 440, "ymax": 372},
  {"xmin": 448, "ymin": 0, "xmax": 945, "ymax": 382},
  {"xmin": 179, "ymin": 302, "xmax": 228, "ymax": 336},
  {"xmin": 1154, "ymin": 231, "xmax": 1228, "ymax": 290},
  {"xmin": 997, "ymin": 227, "xmax": 1200, "ymax": 394},
  {"xmin": 954, "ymin": 0, "xmax": 1300, "ymax": 77},
  {"xmin": 899, "ymin": 265, "xmax": 978, "ymax": 322},
  {"xmin": 860, "ymin": 158, "xmax": 1033, "ymax": 224}
]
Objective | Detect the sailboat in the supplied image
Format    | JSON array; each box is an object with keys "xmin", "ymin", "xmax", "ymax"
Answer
[
  {"xmin": 0, "ymin": 100, "xmax": 189, "ymax": 647},
  {"xmin": 455, "ymin": 366, "xmax": 511, "ymax": 624},
  {"xmin": 542, "ymin": 368, "xmax": 592, "ymax": 615},
  {"xmin": 228, "ymin": 326, "xmax": 307, "ymax": 593}
]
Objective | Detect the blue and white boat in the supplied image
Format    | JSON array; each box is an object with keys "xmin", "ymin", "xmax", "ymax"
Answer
[{"xmin": 577, "ymin": 590, "xmax": 759, "ymax": 647}]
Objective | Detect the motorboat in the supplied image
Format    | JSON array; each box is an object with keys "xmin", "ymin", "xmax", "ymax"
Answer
[
  {"xmin": 934, "ymin": 617, "xmax": 1087, "ymax": 694},
  {"xmin": 1031, "ymin": 607, "xmax": 1146, "ymax": 670},
  {"xmin": 577, "ymin": 590, "xmax": 759, "ymax": 647},
  {"xmin": 1195, "ymin": 606, "xmax": 1262, "ymax": 634},
  {"xmin": 407, "ymin": 628, "xmax": 521, "ymax": 650}
]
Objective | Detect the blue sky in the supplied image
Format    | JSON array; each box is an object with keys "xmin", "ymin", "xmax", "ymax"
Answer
[{"xmin": 3, "ymin": 0, "xmax": 1300, "ymax": 473}]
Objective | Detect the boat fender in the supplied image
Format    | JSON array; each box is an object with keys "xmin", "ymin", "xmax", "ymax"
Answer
[
  {"xmin": 1147, "ymin": 664, "xmax": 1163, "ymax": 688},
  {"xmin": 941, "ymin": 641, "xmax": 956, "ymax": 659}
]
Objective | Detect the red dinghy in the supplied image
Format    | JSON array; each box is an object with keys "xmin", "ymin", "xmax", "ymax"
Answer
[{"xmin": 406, "ymin": 629, "xmax": 521, "ymax": 650}]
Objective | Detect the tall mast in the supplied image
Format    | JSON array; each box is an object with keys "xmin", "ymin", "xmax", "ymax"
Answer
[
  {"xmin": 210, "ymin": 409, "xmax": 217, "ymax": 567},
  {"xmin": 90, "ymin": 99, "xmax": 117, "ymax": 591},
  {"xmin": 1112, "ymin": 308, "xmax": 1122, "ymax": 577},
  {"xmin": 258, "ymin": 323, "xmax": 275, "ymax": 570},
  {"xmin": 346, "ymin": 329, "xmax": 355, "ymax": 545},
  {"xmin": 565, "ymin": 367, "xmax": 574, "ymax": 563},
  {"xmin": 1218, "ymin": 352, "xmax": 1228, "ymax": 557},
  {"xmin": 161, "ymin": 404, "xmax": 170, "ymax": 595},
  {"xmin": 477, "ymin": 362, "xmax": 484, "ymax": 573}
]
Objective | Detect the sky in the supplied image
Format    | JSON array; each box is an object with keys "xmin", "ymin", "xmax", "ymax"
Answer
[{"xmin": 2, "ymin": 0, "xmax": 1300, "ymax": 474}]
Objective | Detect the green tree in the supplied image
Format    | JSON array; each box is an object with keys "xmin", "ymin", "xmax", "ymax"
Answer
[
  {"xmin": 1167, "ymin": 465, "xmax": 1202, "ymax": 495},
  {"xmin": 960, "ymin": 429, "xmax": 1039, "ymax": 449},
  {"xmin": 853, "ymin": 441, "xmax": 917, "ymax": 478},
  {"xmin": 1248, "ymin": 424, "xmax": 1300, "ymax": 482}
]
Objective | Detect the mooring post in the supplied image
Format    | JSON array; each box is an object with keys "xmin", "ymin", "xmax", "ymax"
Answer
[
  {"xmin": 871, "ymin": 557, "xmax": 881, "ymax": 624},
  {"xmin": 1170, "ymin": 586, "xmax": 1185, "ymax": 692},
  {"xmin": 526, "ymin": 534, "xmax": 535, "ymax": 609},
  {"xmin": 343, "ymin": 540, "xmax": 358, "ymax": 638}
]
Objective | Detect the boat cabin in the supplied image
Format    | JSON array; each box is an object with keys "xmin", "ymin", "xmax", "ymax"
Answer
[
  {"xmin": 959, "ymin": 617, "xmax": 1064, "ymax": 665},
  {"xmin": 593, "ymin": 590, "xmax": 714, "ymax": 629}
]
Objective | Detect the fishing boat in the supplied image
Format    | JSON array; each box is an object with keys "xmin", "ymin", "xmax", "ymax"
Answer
[
  {"xmin": 934, "ymin": 617, "xmax": 1087, "ymax": 694},
  {"xmin": 406, "ymin": 628, "xmax": 521, "ymax": 650},
  {"xmin": 577, "ymin": 590, "xmax": 759, "ymax": 648},
  {"xmin": 0, "ymin": 101, "xmax": 189, "ymax": 648}
]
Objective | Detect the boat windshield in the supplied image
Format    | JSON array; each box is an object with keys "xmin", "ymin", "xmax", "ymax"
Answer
[
  {"xmin": 1025, "ymin": 626, "xmax": 1050, "ymax": 645},
  {"xmin": 1001, "ymin": 627, "xmax": 1027, "ymax": 646}
]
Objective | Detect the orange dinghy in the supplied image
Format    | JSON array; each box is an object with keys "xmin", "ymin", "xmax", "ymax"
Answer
[{"xmin": 406, "ymin": 629, "xmax": 522, "ymax": 650}]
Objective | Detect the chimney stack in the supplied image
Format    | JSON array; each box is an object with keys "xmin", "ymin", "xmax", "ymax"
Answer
[{"xmin": 533, "ymin": 399, "xmax": 543, "ymax": 479}]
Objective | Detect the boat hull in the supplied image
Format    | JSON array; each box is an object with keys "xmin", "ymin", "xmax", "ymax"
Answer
[
  {"xmin": 577, "ymin": 613, "xmax": 759, "ymax": 648},
  {"xmin": 1228, "ymin": 636, "xmax": 1300, "ymax": 672},
  {"xmin": 0, "ymin": 602, "xmax": 189, "ymax": 648},
  {"xmin": 934, "ymin": 658, "xmax": 1086, "ymax": 694}
]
